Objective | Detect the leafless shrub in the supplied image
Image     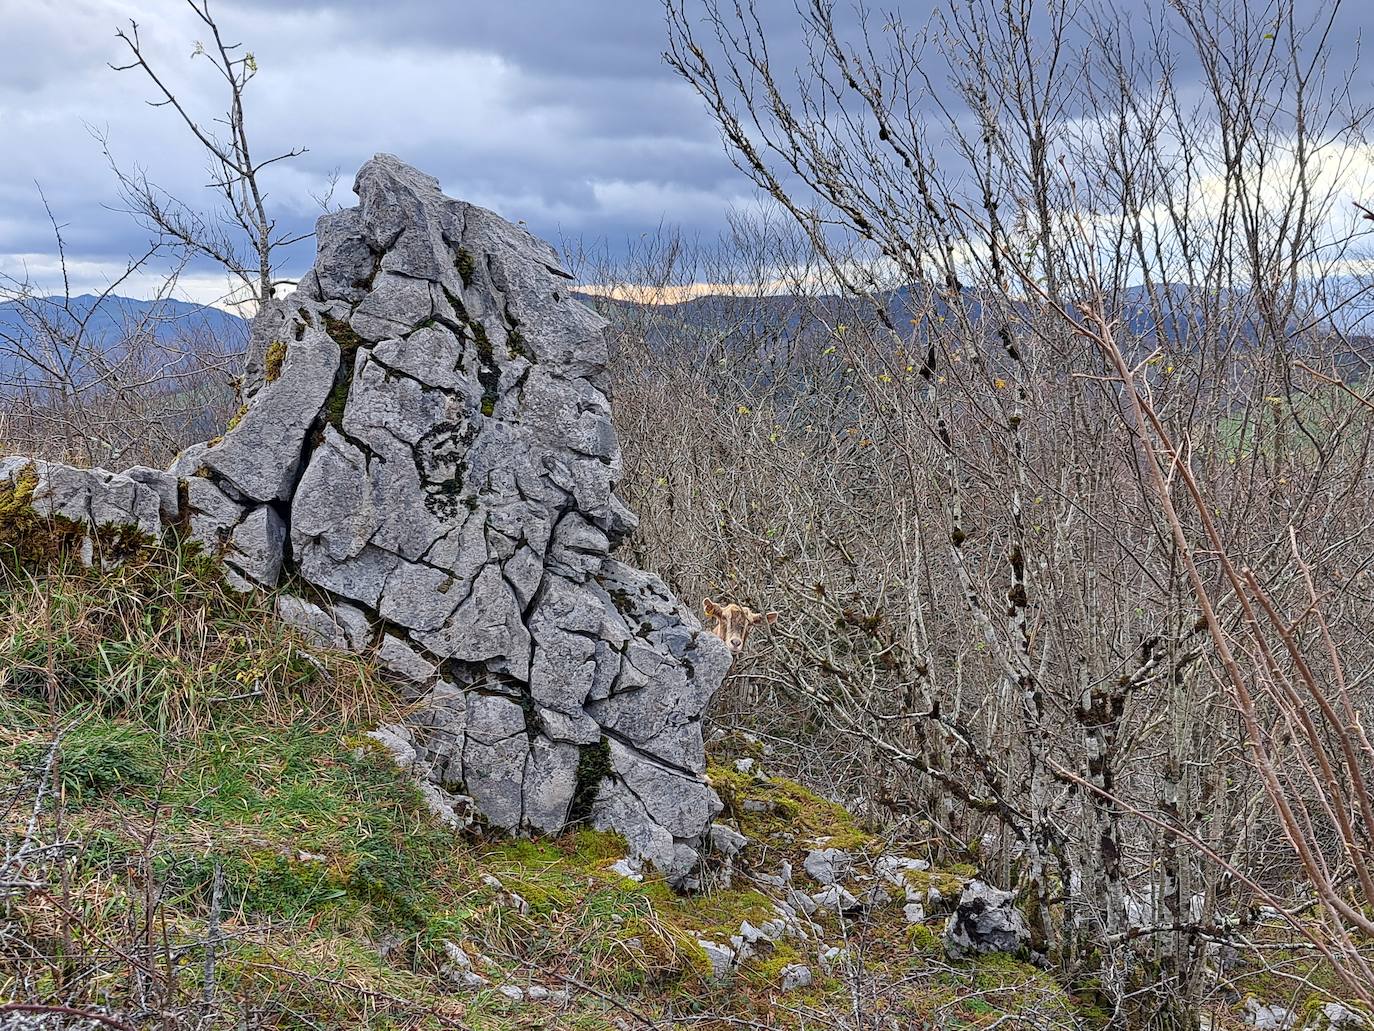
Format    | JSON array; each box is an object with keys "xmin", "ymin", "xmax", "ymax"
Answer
[
  {"xmin": 586, "ymin": 0, "xmax": 1374, "ymax": 1021},
  {"xmin": 0, "ymin": 243, "xmax": 242, "ymax": 468}
]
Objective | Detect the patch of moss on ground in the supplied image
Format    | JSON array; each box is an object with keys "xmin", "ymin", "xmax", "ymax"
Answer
[
  {"xmin": 707, "ymin": 761, "xmax": 873, "ymax": 854},
  {"xmin": 902, "ymin": 864, "xmax": 975, "ymax": 900}
]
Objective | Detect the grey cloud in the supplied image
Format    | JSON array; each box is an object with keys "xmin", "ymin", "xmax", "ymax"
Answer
[
  {"xmin": 1, "ymin": 0, "xmax": 1369, "ymax": 301},
  {"xmin": 0, "ymin": 0, "xmax": 745, "ymax": 297}
]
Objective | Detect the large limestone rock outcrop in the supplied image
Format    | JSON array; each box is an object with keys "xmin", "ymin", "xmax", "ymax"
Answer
[{"xmin": 0, "ymin": 155, "xmax": 733, "ymax": 886}]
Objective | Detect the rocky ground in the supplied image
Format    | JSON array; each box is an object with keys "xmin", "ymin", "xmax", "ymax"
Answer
[
  {"xmin": 2, "ymin": 156, "xmax": 1369, "ymax": 1031},
  {"xmin": 2, "ymin": 556, "xmax": 1367, "ymax": 1030},
  {"xmin": 0, "ymin": 553, "xmax": 1068, "ymax": 1029}
]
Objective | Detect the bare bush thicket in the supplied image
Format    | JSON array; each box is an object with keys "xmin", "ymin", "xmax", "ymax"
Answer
[
  {"xmin": 0, "ymin": 255, "xmax": 242, "ymax": 469},
  {"xmin": 2, "ymin": 0, "xmax": 305, "ymax": 468},
  {"xmin": 581, "ymin": 0, "xmax": 1374, "ymax": 1023}
]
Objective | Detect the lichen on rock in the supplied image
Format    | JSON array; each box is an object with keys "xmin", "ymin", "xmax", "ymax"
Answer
[{"xmin": 0, "ymin": 154, "xmax": 731, "ymax": 887}]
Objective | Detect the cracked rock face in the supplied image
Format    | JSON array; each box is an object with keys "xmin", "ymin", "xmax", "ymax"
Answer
[{"xmin": 0, "ymin": 155, "xmax": 732, "ymax": 887}]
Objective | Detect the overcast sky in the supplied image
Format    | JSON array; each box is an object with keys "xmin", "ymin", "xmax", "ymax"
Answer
[
  {"xmin": 1, "ymin": 1, "xmax": 1370, "ymax": 308},
  {"xmin": 0, "ymin": 0, "xmax": 765, "ymax": 306}
]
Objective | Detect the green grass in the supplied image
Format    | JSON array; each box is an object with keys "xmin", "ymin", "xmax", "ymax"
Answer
[
  {"xmin": 10, "ymin": 714, "xmax": 162, "ymax": 795},
  {"xmin": 0, "ymin": 552, "xmax": 1097, "ymax": 1028}
]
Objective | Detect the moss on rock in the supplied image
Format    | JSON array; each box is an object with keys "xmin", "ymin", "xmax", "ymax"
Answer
[
  {"xmin": 264, "ymin": 339, "xmax": 288, "ymax": 383},
  {"xmin": 0, "ymin": 462, "xmax": 153, "ymax": 567}
]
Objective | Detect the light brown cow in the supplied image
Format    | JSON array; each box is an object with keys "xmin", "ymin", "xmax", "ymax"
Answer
[{"xmin": 703, "ymin": 598, "xmax": 778, "ymax": 656}]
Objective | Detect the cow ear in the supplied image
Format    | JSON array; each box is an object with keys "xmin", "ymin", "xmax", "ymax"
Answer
[
  {"xmin": 703, "ymin": 598, "xmax": 722, "ymax": 619},
  {"xmin": 764, "ymin": 611, "xmax": 779, "ymax": 626}
]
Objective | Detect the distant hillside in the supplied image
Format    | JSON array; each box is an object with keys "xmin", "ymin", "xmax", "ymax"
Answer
[
  {"xmin": 4, "ymin": 287, "xmax": 1366, "ymax": 385},
  {"xmin": 0, "ymin": 293, "xmax": 248, "ymax": 383},
  {"xmin": 581, "ymin": 281, "xmax": 1374, "ymax": 376}
]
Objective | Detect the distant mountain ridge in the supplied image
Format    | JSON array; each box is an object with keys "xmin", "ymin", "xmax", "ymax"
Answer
[
  {"xmin": 0, "ymin": 293, "xmax": 248, "ymax": 349},
  {"xmin": 581, "ymin": 279, "xmax": 1374, "ymax": 358},
  {"xmin": 0, "ymin": 294, "xmax": 249, "ymax": 384},
  {"xmin": 3, "ymin": 284, "xmax": 1366, "ymax": 379}
]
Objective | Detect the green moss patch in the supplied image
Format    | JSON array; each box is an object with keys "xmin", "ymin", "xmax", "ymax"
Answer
[
  {"xmin": 455, "ymin": 247, "xmax": 478, "ymax": 288},
  {"xmin": 264, "ymin": 339, "xmax": 287, "ymax": 383},
  {"xmin": 0, "ymin": 462, "xmax": 84, "ymax": 564},
  {"xmin": 0, "ymin": 463, "xmax": 156, "ymax": 568},
  {"xmin": 707, "ymin": 761, "xmax": 873, "ymax": 854},
  {"xmin": 322, "ymin": 314, "xmax": 365, "ymax": 430}
]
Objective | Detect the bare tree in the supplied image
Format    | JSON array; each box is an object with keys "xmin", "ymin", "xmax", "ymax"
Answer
[
  {"xmin": 108, "ymin": 0, "xmax": 310, "ymax": 307},
  {"xmin": 0, "ymin": 198, "xmax": 240, "ymax": 468},
  {"xmin": 651, "ymin": 0, "xmax": 1374, "ymax": 1022}
]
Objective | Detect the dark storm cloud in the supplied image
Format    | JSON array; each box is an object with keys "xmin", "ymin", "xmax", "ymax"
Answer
[
  {"xmin": 0, "ymin": 0, "xmax": 754, "ymax": 301},
  {"xmin": 0, "ymin": 1, "xmax": 1368, "ymax": 303}
]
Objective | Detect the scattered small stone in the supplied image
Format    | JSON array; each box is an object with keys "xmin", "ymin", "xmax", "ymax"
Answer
[
  {"xmin": 417, "ymin": 781, "xmax": 474, "ymax": 829},
  {"xmin": 1244, "ymin": 999, "xmax": 1296, "ymax": 1030},
  {"xmin": 1319, "ymin": 1002, "xmax": 1371, "ymax": 1029},
  {"xmin": 364, "ymin": 724, "xmax": 417, "ymax": 768},
  {"xmin": 755, "ymin": 858, "xmax": 792, "ymax": 888},
  {"xmin": 608, "ymin": 857, "xmax": 644, "ymax": 881},
  {"xmin": 730, "ymin": 934, "xmax": 757, "ymax": 964},
  {"xmin": 737, "ymin": 920, "xmax": 765, "ymax": 944},
  {"xmin": 943, "ymin": 880, "xmax": 1031, "ymax": 959},
  {"xmin": 708, "ymin": 822, "xmax": 748, "ymax": 858},
  {"xmin": 904, "ymin": 902, "xmax": 927, "ymax": 923},
  {"xmin": 442, "ymin": 941, "xmax": 472, "ymax": 970},
  {"xmin": 781, "ymin": 963, "xmax": 813, "ymax": 991},
  {"xmin": 697, "ymin": 939, "xmax": 736, "ymax": 978},
  {"xmin": 733, "ymin": 757, "xmax": 756, "ymax": 774},
  {"xmin": 730, "ymin": 920, "xmax": 769, "ymax": 963},
  {"xmin": 743, "ymin": 798, "xmax": 774, "ymax": 813},
  {"xmin": 787, "ymin": 888, "xmax": 819, "ymax": 917},
  {"xmin": 859, "ymin": 881, "xmax": 892, "ymax": 908},
  {"xmin": 803, "ymin": 847, "xmax": 852, "ymax": 886},
  {"xmin": 439, "ymin": 944, "xmax": 490, "ymax": 992},
  {"xmin": 875, "ymin": 854, "xmax": 930, "ymax": 886},
  {"xmin": 498, "ymin": 985, "xmax": 525, "ymax": 1002},
  {"xmin": 819, "ymin": 946, "xmax": 848, "ymax": 974},
  {"xmin": 526, "ymin": 986, "xmax": 550, "ymax": 1002},
  {"xmin": 811, "ymin": 884, "xmax": 860, "ymax": 912}
]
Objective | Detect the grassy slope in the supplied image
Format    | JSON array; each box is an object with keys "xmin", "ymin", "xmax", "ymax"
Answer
[{"xmin": 2, "ymin": 554, "xmax": 1089, "ymax": 1028}]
